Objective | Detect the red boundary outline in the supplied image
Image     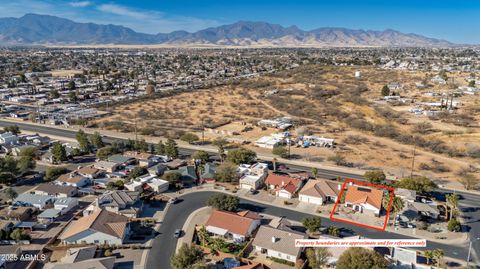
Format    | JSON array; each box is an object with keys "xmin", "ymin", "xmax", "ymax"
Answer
[{"xmin": 329, "ymin": 179, "xmax": 395, "ymax": 231}]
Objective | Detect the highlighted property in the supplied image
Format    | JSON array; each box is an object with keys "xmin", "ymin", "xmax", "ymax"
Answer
[{"xmin": 329, "ymin": 179, "xmax": 394, "ymax": 231}]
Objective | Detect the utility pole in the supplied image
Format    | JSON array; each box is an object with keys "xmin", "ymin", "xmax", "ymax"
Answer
[
  {"xmin": 134, "ymin": 115, "xmax": 138, "ymax": 142},
  {"xmin": 410, "ymin": 141, "xmax": 416, "ymax": 178},
  {"xmin": 467, "ymin": 237, "xmax": 479, "ymax": 267},
  {"xmin": 201, "ymin": 118, "xmax": 205, "ymax": 145}
]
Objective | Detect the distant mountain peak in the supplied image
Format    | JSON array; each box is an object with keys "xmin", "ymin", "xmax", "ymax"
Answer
[{"xmin": 0, "ymin": 13, "xmax": 455, "ymax": 47}]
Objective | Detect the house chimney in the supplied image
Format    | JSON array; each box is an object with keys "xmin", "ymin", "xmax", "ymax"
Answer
[
  {"xmin": 281, "ymin": 181, "xmax": 285, "ymax": 186},
  {"xmin": 272, "ymin": 236, "xmax": 277, "ymax": 243},
  {"xmin": 337, "ymin": 184, "xmax": 341, "ymax": 190}
]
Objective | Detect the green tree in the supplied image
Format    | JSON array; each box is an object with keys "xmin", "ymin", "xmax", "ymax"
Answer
[
  {"xmin": 162, "ymin": 172, "xmax": 182, "ymax": 186},
  {"xmin": 90, "ymin": 132, "xmax": 104, "ymax": 149},
  {"xmin": 76, "ymin": 129, "xmax": 91, "ymax": 153},
  {"xmin": 10, "ymin": 229, "xmax": 30, "ymax": 242},
  {"xmin": 180, "ymin": 133, "xmax": 199, "ymax": 144},
  {"xmin": 170, "ymin": 243, "xmax": 204, "ymax": 269},
  {"xmin": 326, "ymin": 226, "xmax": 340, "ymax": 237},
  {"xmin": 390, "ymin": 196, "xmax": 405, "ymax": 226},
  {"xmin": 4, "ymin": 187, "xmax": 17, "ymax": 201},
  {"xmin": 192, "ymin": 150, "xmax": 209, "ymax": 164},
  {"xmin": 302, "ymin": 217, "xmax": 322, "ymax": 233},
  {"xmin": 17, "ymin": 156, "xmax": 35, "ymax": 173},
  {"xmin": 45, "ymin": 167, "xmax": 69, "ymax": 182},
  {"xmin": 336, "ymin": 247, "xmax": 388, "ymax": 269},
  {"xmin": 128, "ymin": 167, "xmax": 147, "ymax": 180},
  {"xmin": 134, "ymin": 139, "xmax": 149, "ymax": 152},
  {"xmin": 155, "ymin": 140, "xmax": 166, "ymax": 155},
  {"xmin": 424, "ymin": 250, "xmax": 434, "ymax": 265},
  {"xmin": 327, "ymin": 154, "xmax": 346, "ymax": 166},
  {"xmin": 49, "ymin": 89, "xmax": 60, "ymax": 99},
  {"xmin": 311, "ymin": 167, "xmax": 318, "ymax": 178},
  {"xmin": 197, "ymin": 226, "xmax": 209, "ymax": 247},
  {"xmin": 226, "ymin": 148, "xmax": 256, "ymax": 165},
  {"xmin": 51, "ymin": 143, "xmax": 68, "ymax": 163},
  {"xmin": 446, "ymin": 193, "xmax": 460, "ymax": 220},
  {"xmin": 468, "ymin": 80, "xmax": 476, "ymax": 87},
  {"xmin": 395, "ymin": 176, "xmax": 437, "ymax": 194},
  {"xmin": 381, "ymin": 85, "xmax": 390, "ymax": 96},
  {"xmin": 165, "ymin": 139, "xmax": 179, "ymax": 158},
  {"xmin": 68, "ymin": 91, "xmax": 78, "ymax": 102},
  {"xmin": 3, "ymin": 125, "xmax": 20, "ymax": 135},
  {"xmin": 364, "ymin": 170, "xmax": 386, "ymax": 184},
  {"xmin": 214, "ymin": 162, "xmax": 238, "ymax": 183},
  {"xmin": 0, "ymin": 156, "xmax": 19, "ymax": 176},
  {"xmin": 19, "ymin": 146, "xmax": 37, "ymax": 159},
  {"xmin": 96, "ymin": 146, "xmax": 117, "ymax": 160},
  {"xmin": 67, "ymin": 80, "xmax": 76, "ymax": 91},
  {"xmin": 207, "ymin": 194, "xmax": 239, "ymax": 211},
  {"xmin": 433, "ymin": 249, "xmax": 444, "ymax": 267},
  {"xmin": 306, "ymin": 247, "xmax": 331, "ymax": 269},
  {"xmin": 272, "ymin": 145, "xmax": 289, "ymax": 158},
  {"xmin": 447, "ymin": 218, "xmax": 461, "ymax": 232}
]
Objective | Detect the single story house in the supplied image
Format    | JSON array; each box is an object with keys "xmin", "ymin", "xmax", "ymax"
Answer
[
  {"xmin": 37, "ymin": 208, "xmax": 61, "ymax": 226},
  {"xmin": 34, "ymin": 183, "xmax": 78, "ymax": 198},
  {"xmin": 13, "ymin": 193, "xmax": 55, "ymax": 210},
  {"xmin": 53, "ymin": 197, "xmax": 78, "ymax": 214},
  {"xmin": 252, "ymin": 225, "xmax": 306, "ymax": 264},
  {"xmin": 88, "ymin": 190, "xmax": 142, "ymax": 218},
  {"xmin": 299, "ymin": 179, "xmax": 342, "ymax": 205},
  {"xmin": 76, "ymin": 166, "xmax": 103, "ymax": 179},
  {"xmin": 56, "ymin": 173, "xmax": 90, "ymax": 188},
  {"xmin": 265, "ymin": 173, "xmax": 303, "ymax": 199},
  {"xmin": 60, "ymin": 208, "xmax": 129, "ymax": 245},
  {"xmin": 93, "ymin": 161, "xmax": 121, "ymax": 173},
  {"xmin": 205, "ymin": 210, "xmax": 261, "ymax": 244},
  {"xmin": 239, "ymin": 163, "xmax": 269, "ymax": 190},
  {"xmin": 108, "ymin": 154, "xmax": 136, "ymax": 166},
  {"xmin": 345, "ymin": 185, "xmax": 383, "ymax": 216},
  {"xmin": 201, "ymin": 163, "xmax": 216, "ymax": 182},
  {"xmin": 395, "ymin": 188, "xmax": 417, "ymax": 203},
  {"xmin": 123, "ymin": 151, "xmax": 156, "ymax": 167},
  {"xmin": 147, "ymin": 163, "xmax": 168, "ymax": 177}
]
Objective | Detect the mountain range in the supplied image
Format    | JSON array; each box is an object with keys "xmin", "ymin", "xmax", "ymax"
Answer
[{"xmin": 0, "ymin": 13, "xmax": 455, "ymax": 47}]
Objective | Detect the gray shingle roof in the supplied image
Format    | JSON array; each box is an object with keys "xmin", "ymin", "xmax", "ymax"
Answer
[{"xmin": 252, "ymin": 225, "xmax": 306, "ymax": 257}]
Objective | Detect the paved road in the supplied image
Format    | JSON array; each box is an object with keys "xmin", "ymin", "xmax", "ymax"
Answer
[
  {"xmin": 146, "ymin": 191, "xmax": 474, "ymax": 269},
  {"xmin": 2, "ymin": 120, "xmax": 479, "ymax": 266}
]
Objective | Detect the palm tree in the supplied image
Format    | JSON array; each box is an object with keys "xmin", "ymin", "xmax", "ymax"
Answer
[
  {"xmin": 272, "ymin": 158, "xmax": 277, "ymax": 171},
  {"xmin": 311, "ymin": 167, "xmax": 318, "ymax": 179},
  {"xmin": 424, "ymin": 250, "xmax": 434, "ymax": 265},
  {"xmin": 210, "ymin": 238, "xmax": 224, "ymax": 256},
  {"xmin": 433, "ymin": 249, "xmax": 444, "ymax": 267},
  {"xmin": 446, "ymin": 194, "xmax": 460, "ymax": 220},
  {"xmin": 197, "ymin": 226, "xmax": 209, "ymax": 247},
  {"xmin": 391, "ymin": 196, "xmax": 405, "ymax": 226}
]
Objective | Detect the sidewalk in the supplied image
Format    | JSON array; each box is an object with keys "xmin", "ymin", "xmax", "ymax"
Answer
[{"xmin": 176, "ymin": 207, "xmax": 212, "ymax": 252}]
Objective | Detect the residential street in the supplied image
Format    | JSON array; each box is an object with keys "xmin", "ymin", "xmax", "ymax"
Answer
[{"xmin": 145, "ymin": 190, "xmax": 477, "ymax": 269}]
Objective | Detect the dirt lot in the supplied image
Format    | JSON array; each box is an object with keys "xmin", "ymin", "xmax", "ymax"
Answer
[{"xmin": 94, "ymin": 65, "xmax": 480, "ymax": 184}]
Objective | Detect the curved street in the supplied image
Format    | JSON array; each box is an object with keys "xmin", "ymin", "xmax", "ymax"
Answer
[{"xmin": 145, "ymin": 191, "xmax": 473, "ymax": 269}]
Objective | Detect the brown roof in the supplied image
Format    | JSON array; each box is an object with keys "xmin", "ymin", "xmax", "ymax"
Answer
[
  {"xmin": 35, "ymin": 183, "xmax": 76, "ymax": 195},
  {"xmin": 60, "ymin": 208, "xmax": 128, "ymax": 240},
  {"xmin": 205, "ymin": 210, "xmax": 258, "ymax": 236},
  {"xmin": 265, "ymin": 173, "xmax": 301, "ymax": 188},
  {"xmin": 236, "ymin": 210, "xmax": 261, "ymax": 220},
  {"xmin": 345, "ymin": 185, "xmax": 383, "ymax": 210},
  {"xmin": 300, "ymin": 179, "xmax": 342, "ymax": 199},
  {"xmin": 123, "ymin": 151, "xmax": 153, "ymax": 160},
  {"xmin": 77, "ymin": 166, "xmax": 100, "ymax": 175},
  {"xmin": 57, "ymin": 173, "xmax": 86, "ymax": 184}
]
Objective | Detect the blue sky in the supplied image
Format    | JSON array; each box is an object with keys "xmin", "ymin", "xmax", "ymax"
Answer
[{"xmin": 0, "ymin": 0, "xmax": 478, "ymax": 43}]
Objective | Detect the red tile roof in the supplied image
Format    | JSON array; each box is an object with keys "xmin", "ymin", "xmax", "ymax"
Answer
[{"xmin": 205, "ymin": 210, "xmax": 258, "ymax": 236}]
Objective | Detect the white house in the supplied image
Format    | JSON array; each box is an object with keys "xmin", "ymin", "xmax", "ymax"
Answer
[
  {"xmin": 53, "ymin": 197, "xmax": 78, "ymax": 215},
  {"xmin": 299, "ymin": 179, "xmax": 342, "ymax": 205},
  {"xmin": 239, "ymin": 163, "xmax": 269, "ymax": 190},
  {"xmin": 344, "ymin": 185, "xmax": 384, "ymax": 216},
  {"xmin": 60, "ymin": 209, "xmax": 129, "ymax": 245},
  {"xmin": 0, "ymin": 132, "xmax": 18, "ymax": 145},
  {"xmin": 205, "ymin": 210, "xmax": 261, "ymax": 244},
  {"xmin": 252, "ymin": 225, "xmax": 306, "ymax": 264}
]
